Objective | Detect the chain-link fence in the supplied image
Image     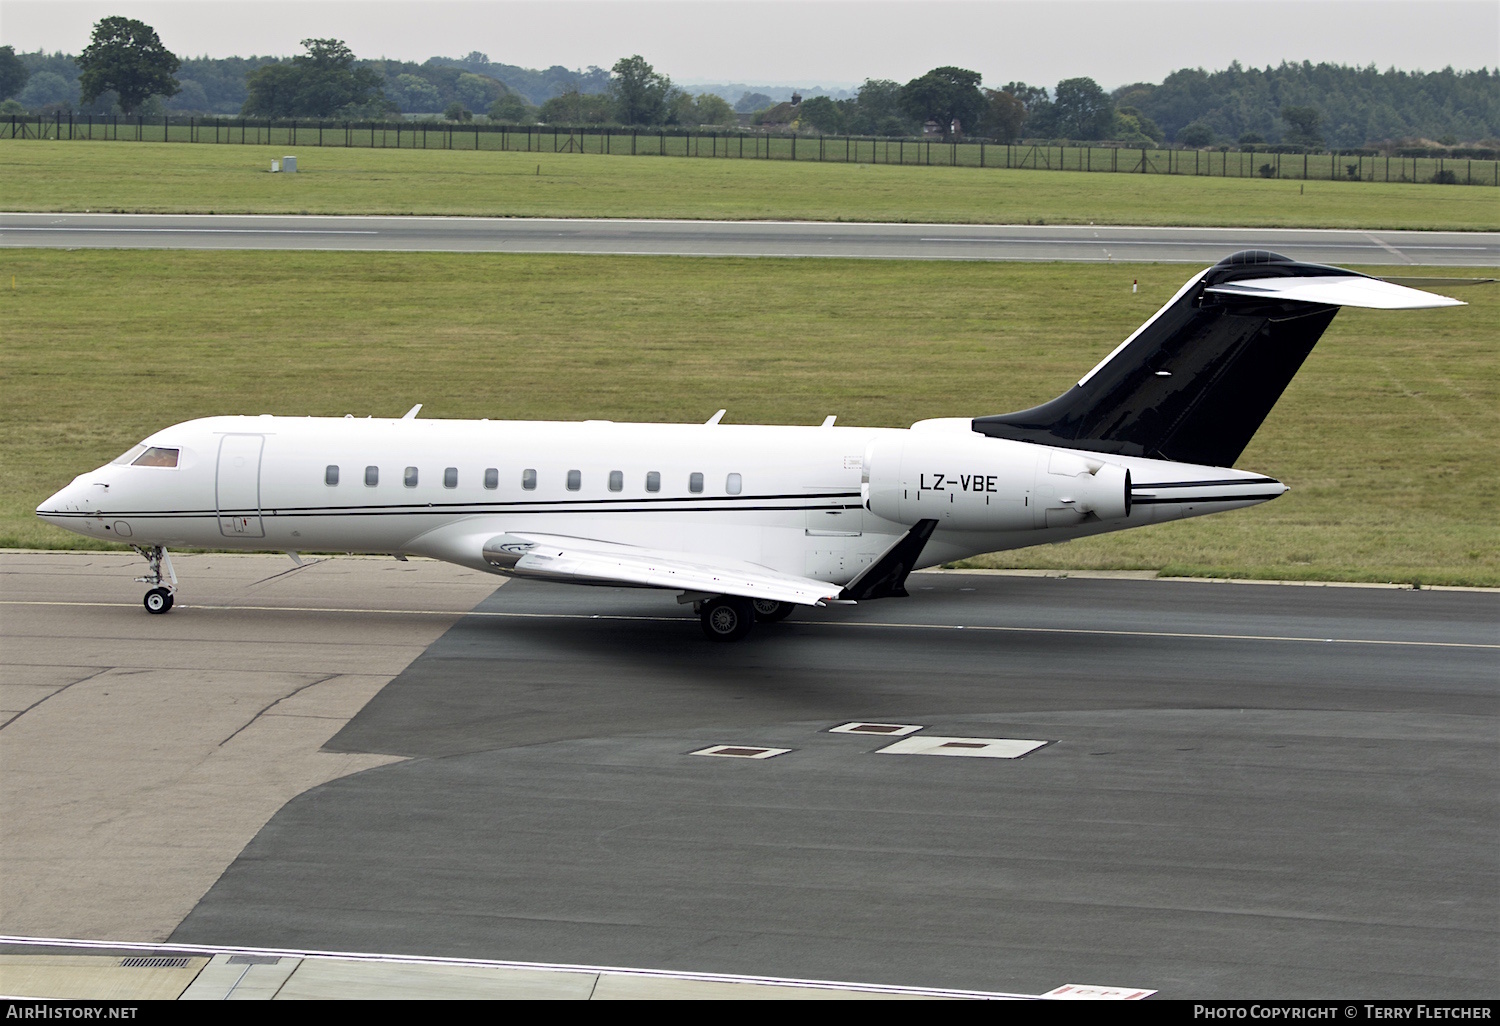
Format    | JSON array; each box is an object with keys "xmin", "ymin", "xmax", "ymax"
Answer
[{"xmin": 8, "ymin": 113, "xmax": 1497, "ymax": 186}]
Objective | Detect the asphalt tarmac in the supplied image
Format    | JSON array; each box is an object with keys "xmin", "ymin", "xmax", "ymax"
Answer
[
  {"xmin": 167, "ymin": 572, "xmax": 1498, "ymax": 998},
  {"xmin": 5, "ymin": 212, "xmax": 1498, "ymax": 266}
]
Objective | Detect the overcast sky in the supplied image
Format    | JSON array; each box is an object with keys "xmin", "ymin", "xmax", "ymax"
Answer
[{"xmin": 3, "ymin": 1, "xmax": 1495, "ymax": 90}]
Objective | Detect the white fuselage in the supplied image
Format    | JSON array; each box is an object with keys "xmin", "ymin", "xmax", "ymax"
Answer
[{"xmin": 37, "ymin": 415, "xmax": 1285, "ymax": 588}]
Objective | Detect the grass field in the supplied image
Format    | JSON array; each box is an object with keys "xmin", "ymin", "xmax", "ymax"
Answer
[
  {"xmin": 3, "ymin": 250, "xmax": 1495, "ymax": 585},
  {"xmin": 2, "ymin": 139, "xmax": 1497, "ymax": 231}
]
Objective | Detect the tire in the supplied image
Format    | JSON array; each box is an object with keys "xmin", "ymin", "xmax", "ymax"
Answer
[
  {"xmin": 144, "ymin": 587, "xmax": 173, "ymax": 614},
  {"xmin": 751, "ymin": 599, "xmax": 794, "ymax": 623},
  {"xmin": 700, "ymin": 596, "xmax": 755, "ymax": 642}
]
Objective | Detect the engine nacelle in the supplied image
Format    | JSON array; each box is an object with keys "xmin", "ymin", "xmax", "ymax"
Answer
[{"xmin": 863, "ymin": 432, "xmax": 1131, "ymax": 531}]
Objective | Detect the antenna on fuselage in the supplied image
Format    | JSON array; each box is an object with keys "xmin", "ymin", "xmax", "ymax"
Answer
[
  {"xmin": 705, "ymin": 409, "xmax": 726, "ymax": 425},
  {"xmin": 402, "ymin": 404, "xmax": 422, "ymax": 420}
]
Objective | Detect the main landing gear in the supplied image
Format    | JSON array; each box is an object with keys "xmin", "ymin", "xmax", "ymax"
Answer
[
  {"xmin": 751, "ymin": 599, "xmax": 794, "ymax": 623},
  {"xmin": 132, "ymin": 544, "xmax": 177, "ymax": 614},
  {"xmin": 697, "ymin": 596, "xmax": 796, "ymax": 641}
]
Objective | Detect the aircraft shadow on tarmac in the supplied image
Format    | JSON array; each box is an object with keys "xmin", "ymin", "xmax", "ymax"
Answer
[{"xmin": 167, "ymin": 575, "xmax": 1498, "ymax": 997}]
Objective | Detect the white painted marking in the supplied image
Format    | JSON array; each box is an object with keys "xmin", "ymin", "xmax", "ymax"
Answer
[
  {"xmin": 0, "ymin": 935, "xmax": 1041, "ymax": 1000},
  {"xmin": 876, "ymin": 736, "xmax": 1050, "ymax": 759},
  {"xmin": 829, "ymin": 722, "xmax": 924, "ymax": 736},
  {"xmin": 690, "ymin": 744, "xmax": 790, "ymax": 760},
  {"xmin": 1043, "ymin": 983, "xmax": 1157, "ymax": 1000}
]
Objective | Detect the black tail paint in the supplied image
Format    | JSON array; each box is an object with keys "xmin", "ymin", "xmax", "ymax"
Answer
[{"xmin": 974, "ymin": 252, "xmax": 1354, "ymax": 467}]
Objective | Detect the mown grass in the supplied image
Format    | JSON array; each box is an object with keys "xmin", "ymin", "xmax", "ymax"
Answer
[
  {"xmin": 2, "ymin": 250, "xmax": 1495, "ymax": 585},
  {"xmin": 2, "ymin": 139, "xmax": 1496, "ymax": 230}
]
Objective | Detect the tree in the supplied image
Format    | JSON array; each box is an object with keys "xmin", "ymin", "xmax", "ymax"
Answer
[
  {"xmin": 455, "ymin": 72, "xmax": 502, "ymax": 112},
  {"xmin": 1050, "ymin": 77, "xmax": 1114, "ymax": 139},
  {"xmin": 689, "ymin": 92, "xmax": 736, "ymax": 127},
  {"xmin": 999, "ymin": 81, "xmax": 1049, "ymax": 112},
  {"xmin": 391, "ymin": 73, "xmax": 441, "ymax": 113},
  {"xmin": 734, "ymin": 91, "xmax": 772, "ymax": 114},
  {"xmin": 442, "ymin": 102, "xmax": 471, "ymax": 122},
  {"xmin": 981, "ymin": 89, "xmax": 1026, "ymax": 142},
  {"xmin": 538, "ymin": 90, "xmax": 615, "ymax": 124},
  {"xmin": 488, "ymin": 91, "xmax": 536, "ymax": 123},
  {"xmin": 1176, "ymin": 121, "xmax": 1215, "ymax": 147},
  {"xmin": 242, "ymin": 39, "xmax": 386, "ymax": 118},
  {"xmin": 609, "ymin": 55, "xmax": 671, "ymax": 126},
  {"xmin": 1113, "ymin": 105, "xmax": 1164, "ymax": 145},
  {"xmin": 844, "ymin": 79, "xmax": 916, "ymax": 135},
  {"xmin": 798, "ymin": 95, "xmax": 845, "ymax": 133},
  {"xmin": 77, "ymin": 17, "xmax": 180, "ymax": 114},
  {"xmin": 1280, "ymin": 105, "xmax": 1323, "ymax": 147},
  {"xmin": 0, "ymin": 46, "xmax": 29, "ymax": 100},
  {"xmin": 18, "ymin": 71, "xmax": 75, "ymax": 111},
  {"xmin": 899, "ymin": 66, "xmax": 985, "ymax": 138}
]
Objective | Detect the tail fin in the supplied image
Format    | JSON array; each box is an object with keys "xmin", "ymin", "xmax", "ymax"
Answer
[{"xmin": 973, "ymin": 251, "xmax": 1462, "ymax": 467}]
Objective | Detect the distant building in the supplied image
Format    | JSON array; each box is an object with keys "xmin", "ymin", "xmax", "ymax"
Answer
[{"xmin": 755, "ymin": 96, "xmax": 802, "ymax": 130}]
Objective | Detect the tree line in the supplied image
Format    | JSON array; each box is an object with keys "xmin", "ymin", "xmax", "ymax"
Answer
[{"xmin": 2, "ymin": 20, "xmax": 1495, "ymax": 150}]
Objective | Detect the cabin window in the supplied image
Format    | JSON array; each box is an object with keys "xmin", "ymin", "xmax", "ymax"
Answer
[
  {"xmin": 443, "ymin": 467, "xmax": 458, "ymax": 488},
  {"xmin": 689, "ymin": 472, "xmax": 704, "ymax": 494},
  {"xmin": 365, "ymin": 466, "xmax": 379, "ymax": 487},
  {"xmin": 112, "ymin": 444, "xmax": 147, "ymax": 465},
  {"xmin": 726, "ymin": 473, "xmax": 742, "ymax": 495},
  {"xmin": 325, "ymin": 465, "xmax": 339, "ymax": 486},
  {"xmin": 484, "ymin": 468, "xmax": 499, "ymax": 490},
  {"xmin": 131, "ymin": 447, "xmax": 179, "ymax": 468},
  {"xmin": 608, "ymin": 470, "xmax": 623, "ymax": 492},
  {"xmin": 566, "ymin": 469, "xmax": 582, "ymax": 491},
  {"xmin": 404, "ymin": 466, "xmax": 419, "ymax": 488},
  {"xmin": 522, "ymin": 469, "xmax": 537, "ymax": 490},
  {"xmin": 645, "ymin": 471, "xmax": 661, "ymax": 493}
]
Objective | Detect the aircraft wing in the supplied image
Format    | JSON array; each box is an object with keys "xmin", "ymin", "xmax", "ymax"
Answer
[{"xmin": 480, "ymin": 532, "xmax": 846, "ymax": 607}]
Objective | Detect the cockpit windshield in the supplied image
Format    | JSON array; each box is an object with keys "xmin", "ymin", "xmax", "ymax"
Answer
[
  {"xmin": 111, "ymin": 444, "xmax": 148, "ymax": 465},
  {"xmin": 131, "ymin": 447, "xmax": 180, "ymax": 468}
]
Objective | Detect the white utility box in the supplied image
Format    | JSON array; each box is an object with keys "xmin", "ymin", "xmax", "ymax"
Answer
[{"xmin": 282, "ymin": 155, "xmax": 297, "ymax": 173}]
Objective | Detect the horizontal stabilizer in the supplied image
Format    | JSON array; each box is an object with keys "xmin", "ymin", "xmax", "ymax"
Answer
[
  {"xmin": 1205, "ymin": 276, "xmax": 1464, "ymax": 309},
  {"xmin": 481, "ymin": 532, "xmax": 845, "ymax": 607}
]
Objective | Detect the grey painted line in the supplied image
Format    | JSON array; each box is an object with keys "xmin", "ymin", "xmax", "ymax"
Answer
[
  {"xmin": 3, "ymin": 227, "xmax": 379, "ymax": 235},
  {"xmin": 3, "ymin": 599, "xmax": 1492, "ymax": 649}
]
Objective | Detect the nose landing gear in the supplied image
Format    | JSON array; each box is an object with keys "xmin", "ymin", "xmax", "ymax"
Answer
[{"xmin": 132, "ymin": 545, "xmax": 177, "ymax": 614}]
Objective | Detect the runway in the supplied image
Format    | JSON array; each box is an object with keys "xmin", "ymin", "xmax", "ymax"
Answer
[
  {"xmin": 4, "ymin": 555, "xmax": 1496, "ymax": 998},
  {"xmin": 4, "ymin": 212, "xmax": 1498, "ymax": 265}
]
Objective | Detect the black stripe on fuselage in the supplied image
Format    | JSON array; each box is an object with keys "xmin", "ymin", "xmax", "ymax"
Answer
[
  {"xmin": 1131, "ymin": 493, "xmax": 1284, "ymax": 505},
  {"xmin": 45, "ymin": 500, "xmax": 866, "ymax": 520},
  {"xmin": 1132, "ymin": 477, "xmax": 1280, "ymax": 489}
]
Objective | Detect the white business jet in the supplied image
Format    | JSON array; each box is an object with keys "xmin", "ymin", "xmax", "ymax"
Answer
[{"xmin": 38, "ymin": 252, "xmax": 1461, "ymax": 640}]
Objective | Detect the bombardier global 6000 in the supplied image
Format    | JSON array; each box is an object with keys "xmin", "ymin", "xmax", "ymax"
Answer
[{"xmin": 38, "ymin": 252, "xmax": 1462, "ymax": 641}]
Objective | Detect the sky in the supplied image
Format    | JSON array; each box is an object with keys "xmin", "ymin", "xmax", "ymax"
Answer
[{"xmin": 2, "ymin": 0, "xmax": 1496, "ymax": 90}]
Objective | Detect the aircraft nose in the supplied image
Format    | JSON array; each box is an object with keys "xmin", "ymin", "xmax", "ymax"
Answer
[{"xmin": 36, "ymin": 479, "xmax": 96, "ymax": 526}]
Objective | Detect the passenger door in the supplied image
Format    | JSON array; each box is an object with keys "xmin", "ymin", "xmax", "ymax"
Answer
[{"xmin": 216, "ymin": 434, "xmax": 265, "ymax": 538}]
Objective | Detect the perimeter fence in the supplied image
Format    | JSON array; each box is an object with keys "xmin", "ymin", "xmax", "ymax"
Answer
[{"xmin": 7, "ymin": 112, "xmax": 1497, "ymax": 186}]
